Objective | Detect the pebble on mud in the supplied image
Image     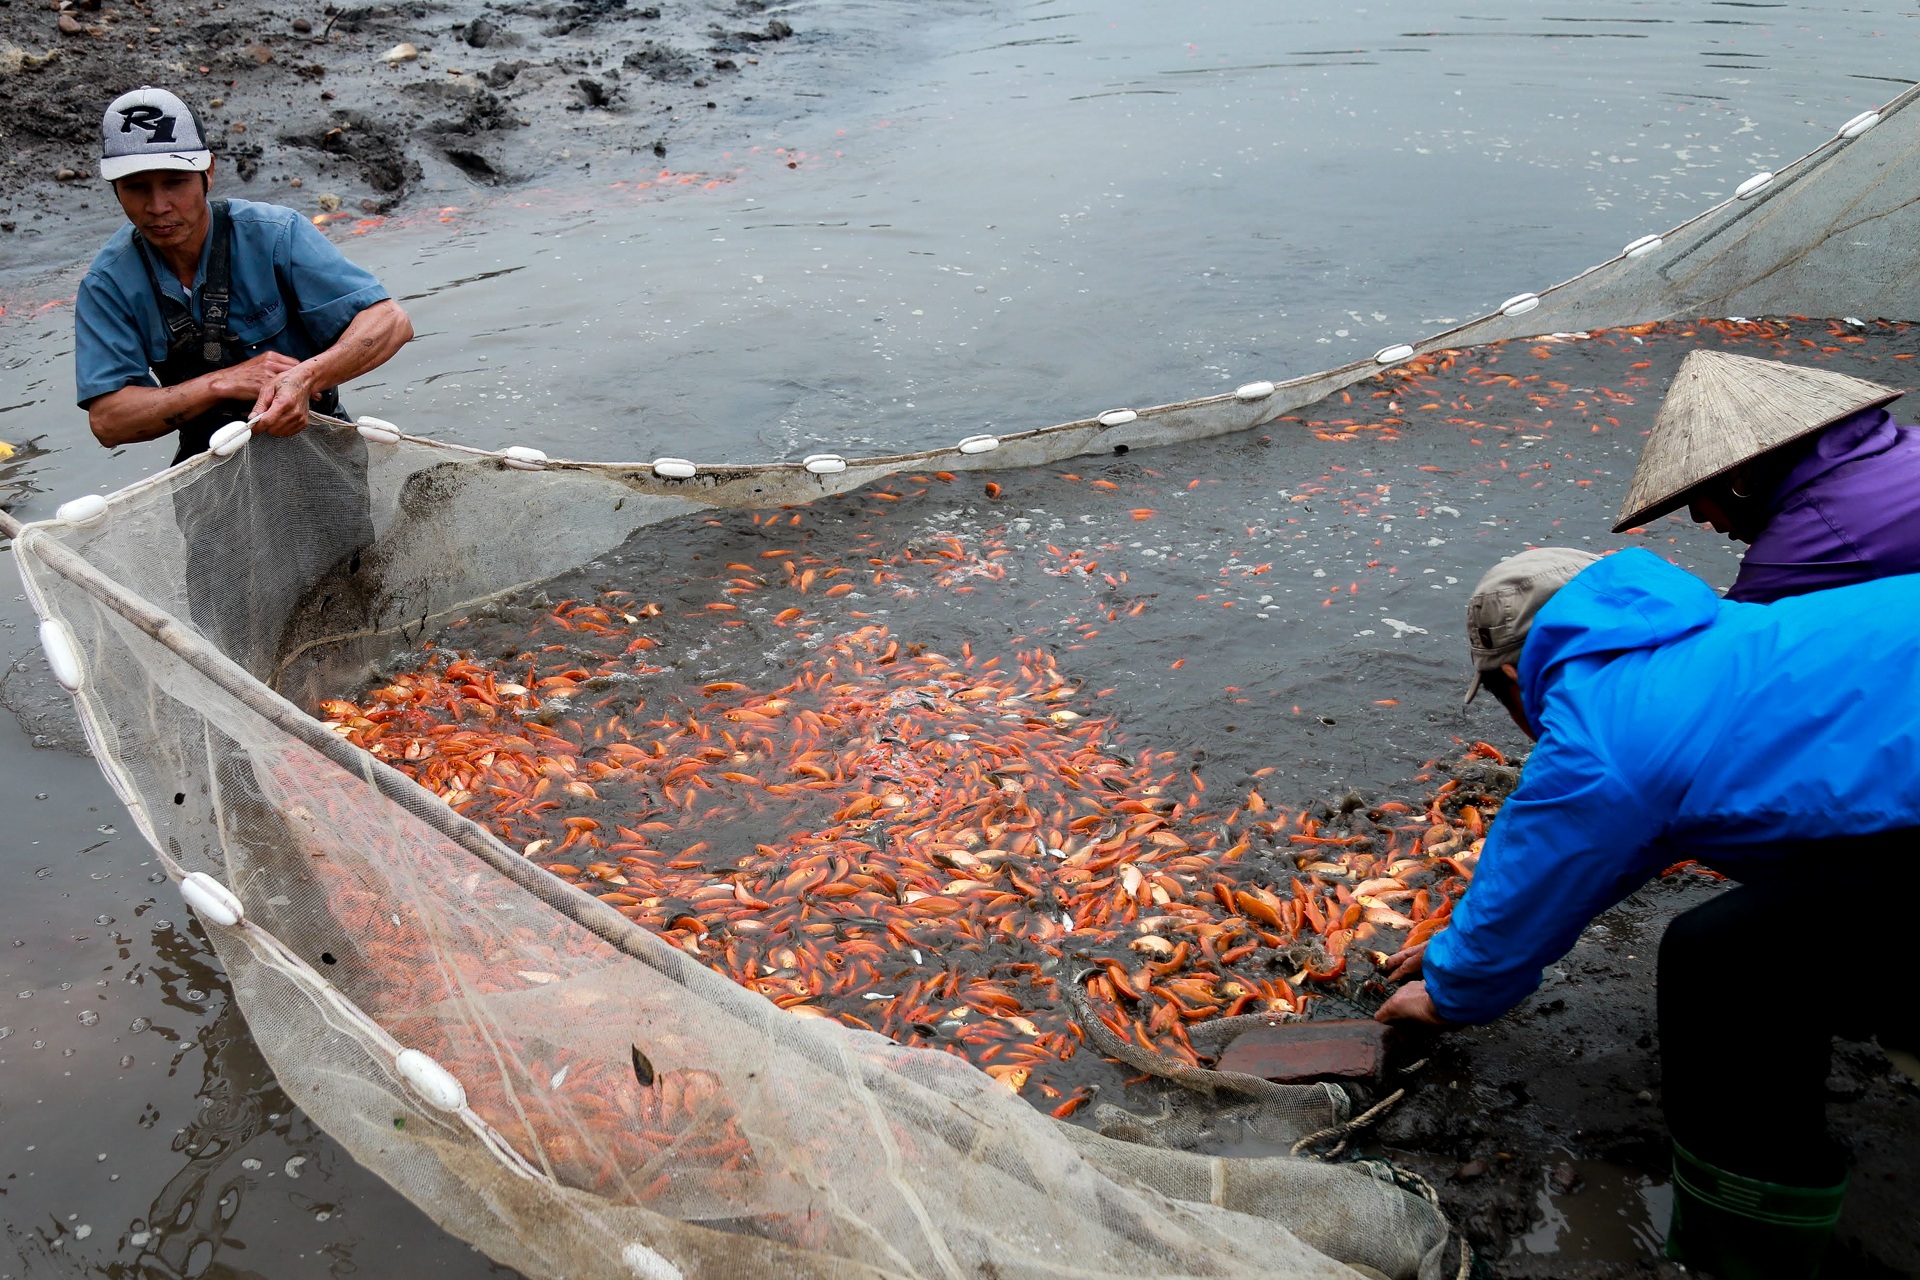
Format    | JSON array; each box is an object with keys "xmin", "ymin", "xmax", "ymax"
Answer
[
  {"xmin": 381, "ymin": 42, "xmax": 418, "ymax": 63},
  {"xmin": 1453, "ymin": 1159, "xmax": 1489, "ymax": 1182},
  {"xmin": 1549, "ymin": 1162, "xmax": 1584, "ymax": 1195},
  {"xmin": 57, "ymin": 12, "xmax": 83, "ymax": 33},
  {"xmin": 316, "ymin": 192, "xmax": 342, "ymax": 211},
  {"xmin": 246, "ymin": 43, "xmax": 273, "ymax": 62},
  {"xmin": 292, "ymin": 15, "xmax": 311, "ymax": 31}
]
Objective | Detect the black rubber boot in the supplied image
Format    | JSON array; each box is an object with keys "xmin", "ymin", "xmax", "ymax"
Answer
[{"xmin": 1665, "ymin": 1140, "xmax": 1847, "ymax": 1280}]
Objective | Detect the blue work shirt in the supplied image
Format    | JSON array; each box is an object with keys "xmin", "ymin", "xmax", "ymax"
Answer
[
  {"xmin": 74, "ymin": 198, "xmax": 390, "ymax": 406},
  {"xmin": 1424, "ymin": 549, "xmax": 1920, "ymax": 1024}
]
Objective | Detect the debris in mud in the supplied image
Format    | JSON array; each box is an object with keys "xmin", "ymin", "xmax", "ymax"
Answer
[
  {"xmin": 0, "ymin": 0, "xmax": 806, "ymax": 250},
  {"xmin": 624, "ymin": 40, "xmax": 695, "ymax": 79},
  {"xmin": 280, "ymin": 110, "xmax": 421, "ymax": 199}
]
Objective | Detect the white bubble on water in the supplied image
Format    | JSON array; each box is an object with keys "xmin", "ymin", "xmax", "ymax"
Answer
[{"xmin": 77, "ymin": 1011, "xmax": 98, "ymax": 1026}]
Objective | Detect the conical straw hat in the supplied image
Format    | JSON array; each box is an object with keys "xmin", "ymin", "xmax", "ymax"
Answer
[{"xmin": 1612, "ymin": 350, "xmax": 1903, "ymax": 532}]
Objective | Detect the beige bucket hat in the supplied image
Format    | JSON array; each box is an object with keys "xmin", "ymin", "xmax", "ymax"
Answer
[
  {"xmin": 1612, "ymin": 350, "xmax": 1904, "ymax": 533},
  {"xmin": 1462, "ymin": 546, "xmax": 1600, "ymax": 706}
]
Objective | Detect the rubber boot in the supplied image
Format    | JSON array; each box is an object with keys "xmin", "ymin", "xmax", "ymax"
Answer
[{"xmin": 1665, "ymin": 1140, "xmax": 1847, "ymax": 1280}]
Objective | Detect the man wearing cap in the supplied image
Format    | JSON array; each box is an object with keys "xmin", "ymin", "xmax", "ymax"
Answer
[
  {"xmin": 1616, "ymin": 349, "xmax": 1920, "ymax": 601},
  {"xmin": 75, "ymin": 86, "xmax": 412, "ymax": 464},
  {"xmin": 1374, "ymin": 545, "xmax": 1920, "ymax": 1278}
]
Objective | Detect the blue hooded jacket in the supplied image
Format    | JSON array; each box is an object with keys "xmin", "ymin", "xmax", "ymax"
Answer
[{"xmin": 1423, "ymin": 548, "xmax": 1920, "ymax": 1024}]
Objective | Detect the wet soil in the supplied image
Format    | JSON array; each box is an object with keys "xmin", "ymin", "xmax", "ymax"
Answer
[{"xmin": 0, "ymin": 0, "xmax": 810, "ymax": 262}]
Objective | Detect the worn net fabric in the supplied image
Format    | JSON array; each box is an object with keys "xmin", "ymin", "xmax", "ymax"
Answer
[
  {"xmin": 12, "ymin": 440, "xmax": 1444, "ymax": 1280},
  {"xmin": 13, "ymin": 80, "xmax": 1920, "ymax": 1280}
]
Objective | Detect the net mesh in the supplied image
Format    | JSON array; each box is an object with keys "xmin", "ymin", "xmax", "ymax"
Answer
[{"xmin": 13, "ymin": 81, "xmax": 1920, "ymax": 1280}]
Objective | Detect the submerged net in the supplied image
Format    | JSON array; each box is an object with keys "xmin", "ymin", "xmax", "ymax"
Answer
[{"xmin": 11, "ymin": 83, "xmax": 1920, "ymax": 1280}]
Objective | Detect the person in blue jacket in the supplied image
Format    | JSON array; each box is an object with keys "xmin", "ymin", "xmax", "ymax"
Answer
[{"xmin": 1375, "ymin": 545, "xmax": 1919, "ymax": 1280}]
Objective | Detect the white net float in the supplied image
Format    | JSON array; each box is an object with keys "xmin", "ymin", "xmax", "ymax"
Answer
[
  {"xmin": 802, "ymin": 454, "xmax": 848, "ymax": 475},
  {"xmin": 1840, "ymin": 110, "xmax": 1881, "ymax": 139},
  {"xmin": 355, "ymin": 416, "xmax": 403, "ymax": 444},
  {"xmin": 180, "ymin": 871, "xmax": 245, "ymax": 928},
  {"xmin": 1735, "ymin": 171, "xmax": 1775, "ymax": 200},
  {"xmin": 622, "ymin": 1243, "xmax": 685, "ymax": 1280},
  {"xmin": 957, "ymin": 435, "xmax": 1000, "ymax": 455},
  {"xmin": 1373, "ymin": 344, "xmax": 1415, "ymax": 365},
  {"xmin": 55, "ymin": 494, "xmax": 110, "ymax": 527},
  {"xmin": 38, "ymin": 618, "xmax": 83, "ymax": 692},
  {"xmin": 395, "ymin": 1048, "xmax": 468, "ymax": 1113},
  {"xmin": 1097, "ymin": 409, "xmax": 1138, "ymax": 427},
  {"xmin": 652, "ymin": 458, "xmax": 698, "ymax": 479},
  {"xmin": 1623, "ymin": 234, "xmax": 1664, "ymax": 259},
  {"xmin": 1500, "ymin": 293, "xmax": 1541, "ymax": 317},
  {"xmin": 499, "ymin": 446, "xmax": 548, "ymax": 471},
  {"xmin": 1233, "ymin": 381, "xmax": 1275, "ymax": 401},
  {"xmin": 209, "ymin": 420, "xmax": 254, "ymax": 457}
]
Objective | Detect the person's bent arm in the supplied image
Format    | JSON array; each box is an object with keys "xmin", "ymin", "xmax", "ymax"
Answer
[
  {"xmin": 86, "ymin": 351, "xmax": 301, "ymax": 448},
  {"xmin": 1401, "ymin": 734, "xmax": 1665, "ymax": 1025},
  {"xmin": 249, "ymin": 299, "xmax": 413, "ymax": 437}
]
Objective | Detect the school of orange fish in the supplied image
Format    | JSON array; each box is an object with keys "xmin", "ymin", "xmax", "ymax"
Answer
[
  {"xmin": 309, "ymin": 318, "xmax": 1894, "ymax": 1187},
  {"xmin": 319, "ymin": 608, "xmax": 1492, "ymax": 1119}
]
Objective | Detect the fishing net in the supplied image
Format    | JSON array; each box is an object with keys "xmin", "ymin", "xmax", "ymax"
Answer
[{"xmin": 11, "ymin": 82, "xmax": 1920, "ymax": 1280}]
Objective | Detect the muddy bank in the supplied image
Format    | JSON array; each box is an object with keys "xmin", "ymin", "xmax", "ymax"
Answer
[{"xmin": 0, "ymin": 0, "xmax": 815, "ymax": 267}]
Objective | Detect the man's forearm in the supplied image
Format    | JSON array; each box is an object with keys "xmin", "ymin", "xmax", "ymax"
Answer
[
  {"xmin": 87, "ymin": 376, "xmax": 230, "ymax": 448},
  {"xmin": 298, "ymin": 300, "xmax": 413, "ymax": 394}
]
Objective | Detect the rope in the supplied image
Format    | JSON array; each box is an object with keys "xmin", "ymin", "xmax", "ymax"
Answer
[
  {"xmin": 1287, "ymin": 1087, "xmax": 1404, "ymax": 1160},
  {"xmin": 1294, "ymin": 1057, "xmax": 1474, "ymax": 1279}
]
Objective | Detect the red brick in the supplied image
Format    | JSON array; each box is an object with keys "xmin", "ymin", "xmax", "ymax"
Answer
[{"xmin": 1214, "ymin": 1019, "xmax": 1390, "ymax": 1085}]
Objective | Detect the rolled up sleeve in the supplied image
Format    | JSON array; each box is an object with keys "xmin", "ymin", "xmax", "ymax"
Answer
[
  {"xmin": 1422, "ymin": 735, "xmax": 1665, "ymax": 1024},
  {"xmin": 74, "ymin": 272, "xmax": 159, "ymax": 406},
  {"xmin": 280, "ymin": 217, "xmax": 390, "ymax": 348}
]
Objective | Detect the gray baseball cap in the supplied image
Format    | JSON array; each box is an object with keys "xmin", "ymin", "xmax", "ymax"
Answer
[
  {"xmin": 1463, "ymin": 546, "xmax": 1601, "ymax": 706},
  {"xmin": 100, "ymin": 87, "xmax": 212, "ymax": 181}
]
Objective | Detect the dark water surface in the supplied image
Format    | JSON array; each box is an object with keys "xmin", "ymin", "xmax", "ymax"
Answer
[{"xmin": 4, "ymin": 1, "xmax": 1920, "ymax": 1274}]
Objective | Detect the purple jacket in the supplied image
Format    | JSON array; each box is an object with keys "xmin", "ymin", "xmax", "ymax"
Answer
[{"xmin": 1726, "ymin": 406, "xmax": 1920, "ymax": 603}]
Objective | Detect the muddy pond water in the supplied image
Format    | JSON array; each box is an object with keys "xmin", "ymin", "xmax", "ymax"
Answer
[{"xmin": 3, "ymin": 0, "xmax": 1919, "ymax": 1275}]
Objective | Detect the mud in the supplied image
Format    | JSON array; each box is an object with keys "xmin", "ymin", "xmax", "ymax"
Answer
[{"xmin": 0, "ymin": 0, "xmax": 811, "ymax": 264}]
